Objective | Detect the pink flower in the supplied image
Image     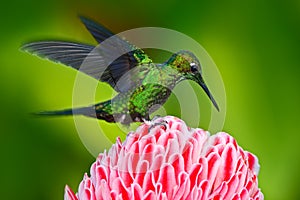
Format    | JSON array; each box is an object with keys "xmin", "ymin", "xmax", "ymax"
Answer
[{"xmin": 65, "ymin": 116, "xmax": 263, "ymax": 200}]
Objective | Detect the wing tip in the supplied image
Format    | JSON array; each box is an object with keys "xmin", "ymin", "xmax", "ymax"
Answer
[
  {"xmin": 20, "ymin": 42, "xmax": 34, "ymax": 52},
  {"xmin": 78, "ymin": 15, "xmax": 95, "ymax": 27},
  {"xmin": 20, "ymin": 41, "xmax": 53, "ymax": 53},
  {"xmin": 78, "ymin": 15, "xmax": 88, "ymax": 22}
]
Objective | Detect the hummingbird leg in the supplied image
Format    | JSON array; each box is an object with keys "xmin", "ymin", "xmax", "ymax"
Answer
[
  {"xmin": 149, "ymin": 120, "xmax": 168, "ymax": 132},
  {"xmin": 146, "ymin": 116, "xmax": 168, "ymax": 133},
  {"xmin": 144, "ymin": 113, "xmax": 151, "ymax": 121},
  {"xmin": 151, "ymin": 114, "xmax": 162, "ymax": 121}
]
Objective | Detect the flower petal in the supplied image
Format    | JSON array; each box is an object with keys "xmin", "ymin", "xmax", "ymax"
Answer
[
  {"xmin": 64, "ymin": 185, "xmax": 78, "ymax": 200},
  {"xmin": 64, "ymin": 116, "xmax": 263, "ymax": 200}
]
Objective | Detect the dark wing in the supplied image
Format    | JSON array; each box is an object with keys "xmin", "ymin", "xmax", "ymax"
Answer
[
  {"xmin": 21, "ymin": 16, "xmax": 152, "ymax": 93},
  {"xmin": 21, "ymin": 41, "xmax": 101, "ymax": 72},
  {"xmin": 79, "ymin": 16, "xmax": 153, "ymax": 92},
  {"xmin": 79, "ymin": 16, "xmax": 115, "ymax": 44}
]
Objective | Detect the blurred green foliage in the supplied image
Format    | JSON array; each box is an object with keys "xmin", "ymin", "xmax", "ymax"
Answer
[{"xmin": 1, "ymin": 0, "xmax": 299, "ymax": 199}]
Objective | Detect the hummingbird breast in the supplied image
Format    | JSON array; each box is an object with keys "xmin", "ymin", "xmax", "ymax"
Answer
[{"xmin": 105, "ymin": 64, "xmax": 182, "ymax": 123}]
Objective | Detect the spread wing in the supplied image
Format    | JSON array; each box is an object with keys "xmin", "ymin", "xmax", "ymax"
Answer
[{"xmin": 21, "ymin": 16, "xmax": 152, "ymax": 93}]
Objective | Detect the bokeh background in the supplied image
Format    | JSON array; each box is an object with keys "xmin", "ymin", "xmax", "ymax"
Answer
[{"xmin": 1, "ymin": 0, "xmax": 299, "ymax": 199}]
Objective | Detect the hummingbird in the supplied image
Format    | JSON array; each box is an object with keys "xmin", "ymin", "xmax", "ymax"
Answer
[{"xmin": 22, "ymin": 16, "xmax": 219, "ymax": 125}]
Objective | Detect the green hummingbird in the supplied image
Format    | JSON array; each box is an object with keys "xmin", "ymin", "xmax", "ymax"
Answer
[{"xmin": 22, "ymin": 16, "xmax": 219, "ymax": 124}]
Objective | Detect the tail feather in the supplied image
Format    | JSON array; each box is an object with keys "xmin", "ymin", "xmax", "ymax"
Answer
[
  {"xmin": 35, "ymin": 106, "xmax": 97, "ymax": 117},
  {"xmin": 34, "ymin": 100, "xmax": 115, "ymax": 122}
]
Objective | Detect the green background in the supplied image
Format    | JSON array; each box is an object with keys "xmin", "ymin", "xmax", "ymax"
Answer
[{"xmin": 1, "ymin": 0, "xmax": 299, "ymax": 199}]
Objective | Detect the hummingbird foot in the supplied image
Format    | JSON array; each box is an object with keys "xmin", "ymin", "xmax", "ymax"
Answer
[
  {"xmin": 145, "ymin": 116, "xmax": 168, "ymax": 133},
  {"xmin": 151, "ymin": 114, "xmax": 163, "ymax": 121}
]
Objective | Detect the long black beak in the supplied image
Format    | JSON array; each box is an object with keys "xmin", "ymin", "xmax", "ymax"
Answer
[{"xmin": 194, "ymin": 73, "xmax": 219, "ymax": 111}]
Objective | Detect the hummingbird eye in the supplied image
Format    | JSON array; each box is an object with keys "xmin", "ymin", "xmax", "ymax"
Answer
[{"xmin": 190, "ymin": 63, "xmax": 198, "ymax": 72}]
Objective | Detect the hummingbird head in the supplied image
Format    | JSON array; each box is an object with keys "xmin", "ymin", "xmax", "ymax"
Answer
[{"xmin": 167, "ymin": 50, "xmax": 219, "ymax": 111}]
